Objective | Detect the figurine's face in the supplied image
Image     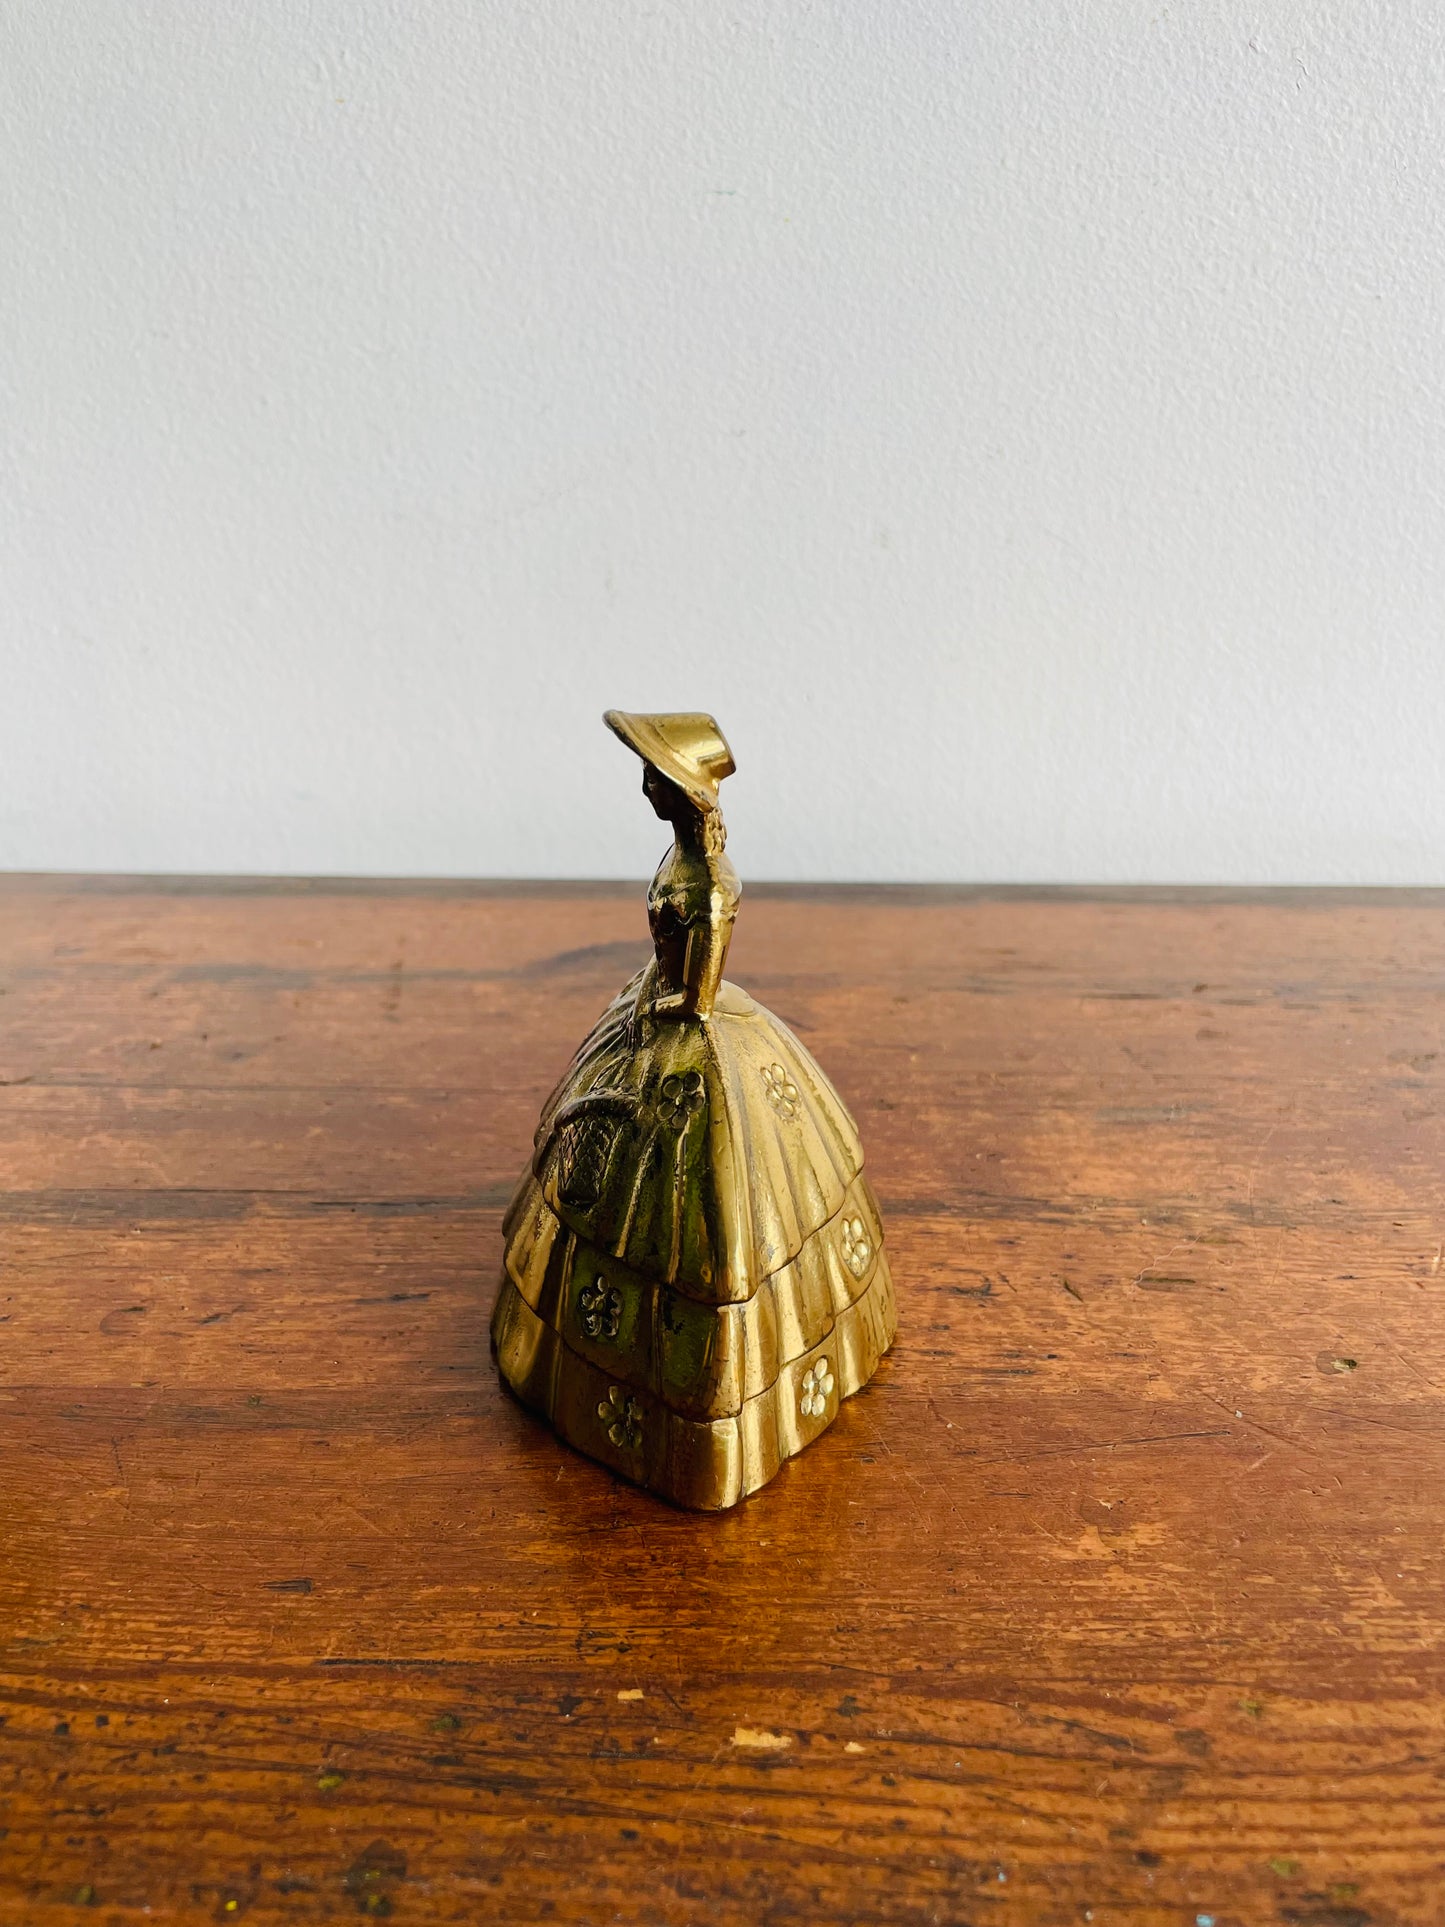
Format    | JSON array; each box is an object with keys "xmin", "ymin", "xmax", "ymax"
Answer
[{"xmin": 643, "ymin": 764, "xmax": 683, "ymax": 822}]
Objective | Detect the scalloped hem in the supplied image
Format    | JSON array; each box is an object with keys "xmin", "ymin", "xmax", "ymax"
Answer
[{"xmin": 491, "ymin": 1254, "xmax": 897, "ymax": 1510}]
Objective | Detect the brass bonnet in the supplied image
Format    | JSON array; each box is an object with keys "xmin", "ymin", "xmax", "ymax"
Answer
[{"xmin": 604, "ymin": 709, "xmax": 736, "ymax": 812}]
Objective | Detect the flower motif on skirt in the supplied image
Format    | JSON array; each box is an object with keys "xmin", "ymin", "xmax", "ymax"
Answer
[
  {"xmin": 799, "ymin": 1356, "xmax": 835, "ymax": 1420},
  {"xmin": 578, "ymin": 1277, "xmax": 622, "ymax": 1341},
  {"xmin": 840, "ymin": 1214, "xmax": 872, "ymax": 1279},
  {"xmin": 761, "ymin": 1061, "xmax": 800, "ymax": 1120},
  {"xmin": 597, "ymin": 1385, "xmax": 644, "ymax": 1449},
  {"xmin": 658, "ymin": 1068, "xmax": 706, "ymax": 1129}
]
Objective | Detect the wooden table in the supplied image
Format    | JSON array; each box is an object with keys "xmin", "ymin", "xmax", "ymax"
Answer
[{"xmin": 3, "ymin": 877, "xmax": 1443, "ymax": 1925}]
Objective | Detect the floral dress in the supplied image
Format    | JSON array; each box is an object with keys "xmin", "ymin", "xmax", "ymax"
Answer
[{"xmin": 491, "ymin": 835, "xmax": 896, "ymax": 1508}]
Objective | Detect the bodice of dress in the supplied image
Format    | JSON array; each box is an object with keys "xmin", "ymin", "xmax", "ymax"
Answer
[{"xmin": 646, "ymin": 838, "xmax": 741, "ymax": 1016}]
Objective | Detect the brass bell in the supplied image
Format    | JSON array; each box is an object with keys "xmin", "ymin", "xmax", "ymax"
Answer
[{"xmin": 492, "ymin": 711, "xmax": 896, "ymax": 1507}]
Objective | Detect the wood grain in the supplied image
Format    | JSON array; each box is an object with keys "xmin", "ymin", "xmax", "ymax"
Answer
[{"xmin": 3, "ymin": 876, "xmax": 1444, "ymax": 1925}]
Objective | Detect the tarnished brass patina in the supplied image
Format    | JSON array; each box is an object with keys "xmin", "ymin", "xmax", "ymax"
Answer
[{"xmin": 491, "ymin": 710, "xmax": 896, "ymax": 1508}]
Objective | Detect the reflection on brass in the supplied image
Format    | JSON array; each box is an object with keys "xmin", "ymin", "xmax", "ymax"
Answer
[{"xmin": 491, "ymin": 710, "xmax": 897, "ymax": 1508}]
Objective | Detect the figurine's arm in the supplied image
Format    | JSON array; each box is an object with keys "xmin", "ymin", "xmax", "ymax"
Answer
[
  {"xmin": 683, "ymin": 892, "xmax": 733, "ymax": 1017},
  {"xmin": 653, "ymin": 888, "xmax": 734, "ymax": 1020}
]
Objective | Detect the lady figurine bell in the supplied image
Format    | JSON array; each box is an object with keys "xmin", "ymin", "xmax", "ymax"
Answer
[{"xmin": 491, "ymin": 711, "xmax": 896, "ymax": 1508}]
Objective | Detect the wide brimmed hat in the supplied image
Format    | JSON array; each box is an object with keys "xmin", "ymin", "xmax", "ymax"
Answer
[{"xmin": 604, "ymin": 710, "xmax": 736, "ymax": 812}]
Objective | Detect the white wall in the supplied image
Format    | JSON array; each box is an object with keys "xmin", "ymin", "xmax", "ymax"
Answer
[{"xmin": 3, "ymin": 1, "xmax": 1443, "ymax": 884}]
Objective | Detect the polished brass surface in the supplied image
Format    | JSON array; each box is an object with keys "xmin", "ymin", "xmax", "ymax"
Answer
[{"xmin": 491, "ymin": 711, "xmax": 897, "ymax": 1508}]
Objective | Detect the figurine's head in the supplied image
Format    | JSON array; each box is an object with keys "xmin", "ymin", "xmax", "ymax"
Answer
[
  {"xmin": 603, "ymin": 710, "xmax": 735, "ymax": 815},
  {"xmin": 642, "ymin": 761, "xmax": 690, "ymax": 824}
]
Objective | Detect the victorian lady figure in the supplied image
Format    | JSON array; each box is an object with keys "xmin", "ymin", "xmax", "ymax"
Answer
[{"xmin": 491, "ymin": 711, "xmax": 895, "ymax": 1508}]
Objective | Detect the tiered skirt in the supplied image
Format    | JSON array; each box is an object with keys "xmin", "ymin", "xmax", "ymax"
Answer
[{"xmin": 491, "ymin": 970, "xmax": 896, "ymax": 1508}]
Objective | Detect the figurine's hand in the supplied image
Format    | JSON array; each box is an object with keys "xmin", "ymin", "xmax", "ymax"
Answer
[{"xmin": 648, "ymin": 990, "xmax": 691, "ymax": 1020}]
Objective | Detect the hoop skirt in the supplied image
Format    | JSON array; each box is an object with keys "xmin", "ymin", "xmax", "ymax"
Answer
[{"xmin": 491, "ymin": 961, "xmax": 897, "ymax": 1508}]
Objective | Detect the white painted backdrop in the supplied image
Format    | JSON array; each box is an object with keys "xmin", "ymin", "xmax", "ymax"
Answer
[{"xmin": 4, "ymin": 1, "xmax": 1443, "ymax": 882}]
